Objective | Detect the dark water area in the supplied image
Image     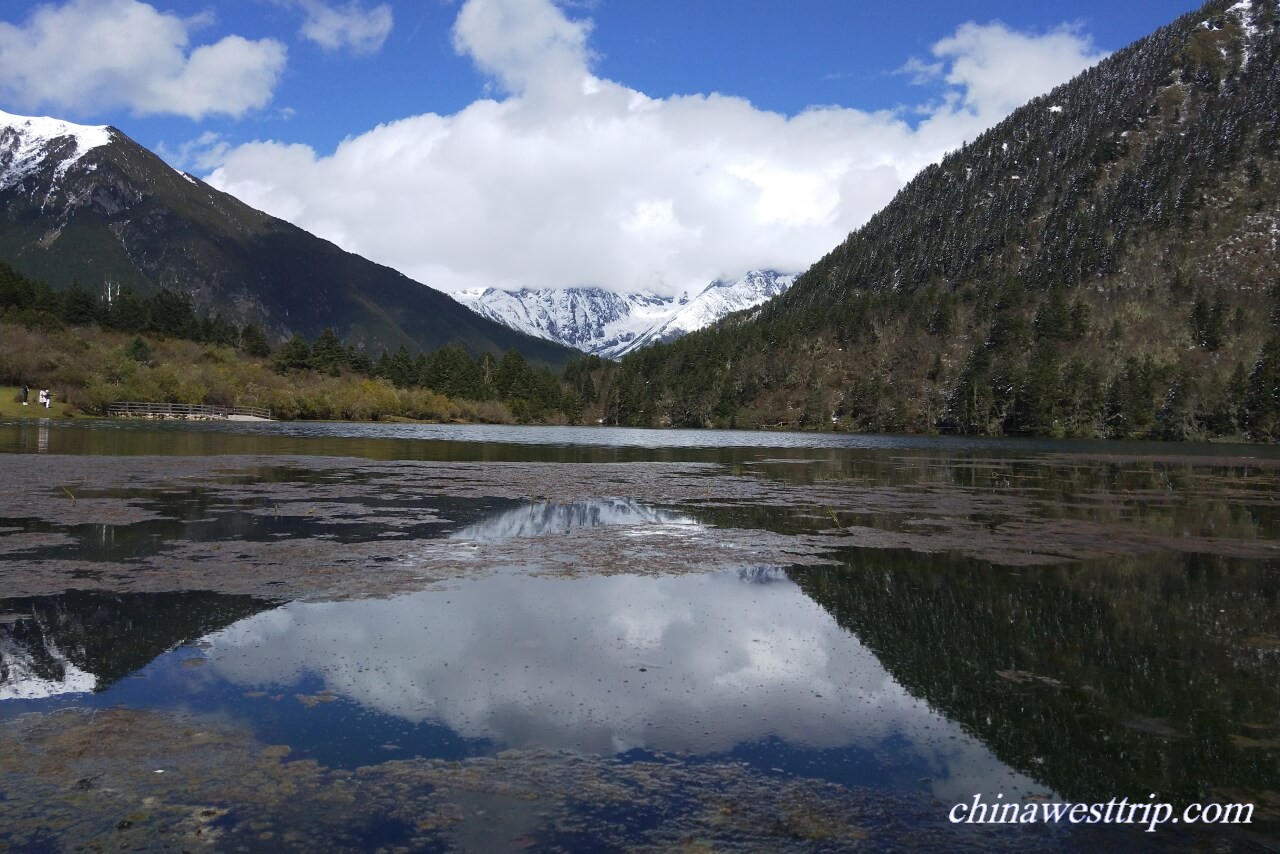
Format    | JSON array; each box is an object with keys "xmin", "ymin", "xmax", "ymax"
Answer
[{"xmin": 1, "ymin": 419, "xmax": 1278, "ymax": 851}]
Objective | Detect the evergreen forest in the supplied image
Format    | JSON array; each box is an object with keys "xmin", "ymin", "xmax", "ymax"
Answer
[{"xmin": 565, "ymin": 0, "xmax": 1280, "ymax": 442}]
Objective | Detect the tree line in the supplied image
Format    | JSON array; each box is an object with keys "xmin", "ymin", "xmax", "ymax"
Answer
[{"xmin": 0, "ymin": 260, "xmax": 578, "ymax": 423}]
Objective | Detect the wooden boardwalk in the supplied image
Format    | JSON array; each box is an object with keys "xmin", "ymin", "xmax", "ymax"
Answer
[{"xmin": 106, "ymin": 402, "xmax": 273, "ymax": 421}]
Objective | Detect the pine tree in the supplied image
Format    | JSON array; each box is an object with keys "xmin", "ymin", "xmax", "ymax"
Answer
[
  {"xmin": 60, "ymin": 280, "xmax": 99, "ymax": 325},
  {"xmin": 104, "ymin": 286, "xmax": 147, "ymax": 333},
  {"xmin": 1244, "ymin": 337, "xmax": 1280, "ymax": 440},
  {"xmin": 311, "ymin": 328, "xmax": 346, "ymax": 375},
  {"xmin": 126, "ymin": 336, "xmax": 154, "ymax": 365},
  {"xmin": 239, "ymin": 323, "xmax": 272, "ymax": 358},
  {"xmin": 146, "ymin": 289, "xmax": 199, "ymax": 339},
  {"xmin": 274, "ymin": 334, "xmax": 313, "ymax": 373}
]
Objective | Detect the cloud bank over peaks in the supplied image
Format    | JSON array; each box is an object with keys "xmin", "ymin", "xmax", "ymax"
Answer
[
  {"xmin": 205, "ymin": 0, "xmax": 1107, "ymax": 295},
  {"xmin": 0, "ymin": 0, "xmax": 286, "ymax": 120}
]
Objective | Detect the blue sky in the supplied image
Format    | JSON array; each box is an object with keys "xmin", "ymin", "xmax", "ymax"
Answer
[{"xmin": 0, "ymin": 0, "xmax": 1207, "ymax": 294}]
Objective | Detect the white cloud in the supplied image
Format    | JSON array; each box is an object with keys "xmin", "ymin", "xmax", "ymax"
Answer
[
  {"xmin": 923, "ymin": 21, "xmax": 1106, "ymax": 121},
  {"xmin": 205, "ymin": 0, "xmax": 1106, "ymax": 295},
  {"xmin": 0, "ymin": 0, "xmax": 285, "ymax": 120},
  {"xmin": 155, "ymin": 131, "xmax": 231, "ymax": 173},
  {"xmin": 205, "ymin": 569, "xmax": 1048, "ymax": 802},
  {"xmin": 285, "ymin": 0, "xmax": 394, "ymax": 55},
  {"xmin": 452, "ymin": 0, "xmax": 593, "ymax": 96}
]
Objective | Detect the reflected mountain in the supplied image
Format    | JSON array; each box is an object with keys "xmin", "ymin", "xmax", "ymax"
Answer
[
  {"xmin": 448, "ymin": 498, "xmax": 698, "ymax": 544},
  {"xmin": 205, "ymin": 569, "xmax": 1047, "ymax": 802},
  {"xmin": 0, "ymin": 591, "xmax": 273, "ymax": 700},
  {"xmin": 792, "ymin": 550, "xmax": 1280, "ymax": 811},
  {"xmin": 0, "ymin": 619, "xmax": 95, "ymax": 699}
]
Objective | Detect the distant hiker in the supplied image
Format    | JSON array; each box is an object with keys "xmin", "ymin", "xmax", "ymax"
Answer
[
  {"xmin": 21, "ymin": 384, "xmax": 28, "ymax": 405},
  {"xmin": 40, "ymin": 389, "xmax": 50, "ymax": 409}
]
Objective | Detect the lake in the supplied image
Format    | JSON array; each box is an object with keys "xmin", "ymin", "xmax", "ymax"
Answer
[{"xmin": 1, "ymin": 419, "xmax": 1278, "ymax": 851}]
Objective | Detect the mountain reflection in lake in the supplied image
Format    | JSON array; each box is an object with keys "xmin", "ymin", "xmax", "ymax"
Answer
[
  {"xmin": 1, "ymin": 421, "xmax": 1278, "ymax": 851},
  {"xmin": 448, "ymin": 497, "xmax": 698, "ymax": 544},
  {"xmin": 202, "ymin": 568, "xmax": 1041, "ymax": 802}
]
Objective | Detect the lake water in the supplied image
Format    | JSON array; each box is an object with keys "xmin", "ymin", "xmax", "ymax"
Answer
[{"xmin": 1, "ymin": 419, "xmax": 1278, "ymax": 851}]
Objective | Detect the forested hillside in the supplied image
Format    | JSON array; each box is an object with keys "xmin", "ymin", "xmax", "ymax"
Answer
[
  {"xmin": 0, "ymin": 260, "xmax": 574, "ymax": 423},
  {"xmin": 0, "ymin": 112, "xmax": 575, "ymax": 366},
  {"xmin": 581, "ymin": 0, "xmax": 1280, "ymax": 440}
]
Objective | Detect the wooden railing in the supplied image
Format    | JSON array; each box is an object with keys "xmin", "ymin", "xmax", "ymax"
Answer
[{"xmin": 106, "ymin": 401, "xmax": 272, "ymax": 420}]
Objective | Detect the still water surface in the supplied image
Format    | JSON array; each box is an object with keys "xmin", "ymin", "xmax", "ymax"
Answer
[{"xmin": 0, "ymin": 418, "xmax": 1277, "ymax": 851}]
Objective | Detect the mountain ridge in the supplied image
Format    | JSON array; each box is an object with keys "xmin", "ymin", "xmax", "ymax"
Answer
[
  {"xmin": 0, "ymin": 111, "xmax": 577, "ymax": 365},
  {"xmin": 455, "ymin": 270, "xmax": 795, "ymax": 359},
  {"xmin": 587, "ymin": 0, "xmax": 1280, "ymax": 439}
]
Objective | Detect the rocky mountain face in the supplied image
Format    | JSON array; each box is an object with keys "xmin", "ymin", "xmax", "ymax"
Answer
[
  {"xmin": 0, "ymin": 110, "xmax": 574, "ymax": 364},
  {"xmin": 455, "ymin": 270, "xmax": 794, "ymax": 359},
  {"xmin": 589, "ymin": 0, "xmax": 1280, "ymax": 439}
]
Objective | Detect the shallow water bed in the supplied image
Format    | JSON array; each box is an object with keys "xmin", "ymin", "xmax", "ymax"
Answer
[{"xmin": 1, "ymin": 421, "xmax": 1278, "ymax": 850}]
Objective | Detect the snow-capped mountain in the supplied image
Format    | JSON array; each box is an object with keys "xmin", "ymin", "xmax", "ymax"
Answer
[
  {"xmin": 0, "ymin": 110, "xmax": 113, "ymax": 196},
  {"xmin": 455, "ymin": 286, "xmax": 676, "ymax": 359},
  {"xmin": 620, "ymin": 270, "xmax": 795, "ymax": 355},
  {"xmin": 454, "ymin": 271, "xmax": 795, "ymax": 359},
  {"xmin": 0, "ymin": 109, "xmax": 574, "ymax": 363}
]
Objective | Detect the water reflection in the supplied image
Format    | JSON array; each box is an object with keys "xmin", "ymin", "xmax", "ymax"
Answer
[
  {"xmin": 204, "ymin": 569, "xmax": 1044, "ymax": 802},
  {"xmin": 796, "ymin": 550, "xmax": 1280, "ymax": 812},
  {"xmin": 449, "ymin": 498, "xmax": 698, "ymax": 544},
  {"xmin": 0, "ymin": 616, "xmax": 95, "ymax": 699},
  {"xmin": 7, "ymin": 417, "xmax": 1280, "ymax": 464},
  {"xmin": 0, "ymin": 592, "xmax": 272, "ymax": 701}
]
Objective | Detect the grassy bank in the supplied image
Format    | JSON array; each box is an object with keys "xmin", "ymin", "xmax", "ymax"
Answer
[
  {"xmin": 0, "ymin": 323, "xmax": 527, "ymax": 423},
  {"xmin": 0, "ymin": 385, "xmax": 72, "ymax": 419}
]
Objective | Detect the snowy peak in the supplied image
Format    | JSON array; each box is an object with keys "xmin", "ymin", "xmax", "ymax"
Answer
[
  {"xmin": 454, "ymin": 271, "xmax": 794, "ymax": 359},
  {"xmin": 657, "ymin": 270, "xmax": 795, "ymax": 341},
  {"xmin": 456, "ymin": 285, "xmax": 677, "ymax": 357},
  {"xmin": 0, "ymin": 109, "xmax": 113, "ymax": 192}
]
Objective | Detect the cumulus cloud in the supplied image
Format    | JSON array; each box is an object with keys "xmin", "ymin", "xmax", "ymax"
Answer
[
  {"xmin": 282, "ymin": 0, "xmax": 394, "ymax": 55},
  {"xmin": 453, "ymin": 0, "xmax": 593, "ymax": 95},
  {"xmin": 0, "ymin": 0, "xmax": 286, "ymax": 120},
  {"xmin": 921, "ymin": 21, "xmax": 1107, "ymax": 121},
  {"xmin": 205, "ymin": 569, "xmax": 1047, "ymax": 802},
  {"xmin": 155, "ymin": 131, "xmax": 231, "ymax": 173},
  {"xmin": 205, "ymin": 0, "xmax": 1106, "ymax": 295}
]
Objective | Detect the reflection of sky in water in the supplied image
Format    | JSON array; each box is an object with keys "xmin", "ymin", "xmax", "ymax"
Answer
[
  {"xmin": 448, "ymin": 498, "xmax": 699, "ymax": 544},
  {"xmin": 207, "ymin": 569, "xmax": 1046, "ymax": 802}
]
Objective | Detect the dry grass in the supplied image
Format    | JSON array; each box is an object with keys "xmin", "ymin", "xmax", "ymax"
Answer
[{"xmin": 0, "ymin": 323, "xmax": 517, "ymax": 423}]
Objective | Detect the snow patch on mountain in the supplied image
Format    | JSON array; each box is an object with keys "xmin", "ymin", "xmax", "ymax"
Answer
[
  {"xmin": 456, "ymin": 285, "xmax": 676, "ymax": 358},
  {"xmin": 454, "ymin": 271, "xmax": 794, "ymax": 358},
  {"xmin": 616, "ymin": 270, "xmax": 795, "ymax": 356},
  {"xmin": 0, "ymin": 110, "xmax": 112, "ymax": 192}
]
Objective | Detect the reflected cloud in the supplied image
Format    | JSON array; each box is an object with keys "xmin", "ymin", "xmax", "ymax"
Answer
[{"xmin": 206, "ymin": 569, "xmax": 1046, "ymax": 801}]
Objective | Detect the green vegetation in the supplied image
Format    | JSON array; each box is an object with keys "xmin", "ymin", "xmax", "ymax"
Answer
[
  {"xmin": 0, "ymin": 386, "xmax": 70, "ymax": 419},
  {"xmin": 0, "ymin": 260, "xmax": 579, "ymax": 423},
  {"xmin": 0, "ymin": 123, "xmax": 575, "ymax": 365},
  {"xmin": 572, "ymin": 0, "xmax": 1280, "ymax": 442},
  {"xmin": 794, "ymin": 549, "xmax": 1280, "ymax": 805}
]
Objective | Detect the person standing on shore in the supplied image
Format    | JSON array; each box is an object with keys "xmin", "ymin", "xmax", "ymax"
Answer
[{"xmin": 21, "ymin": 384, "xmax": 28, "ymax": 405}]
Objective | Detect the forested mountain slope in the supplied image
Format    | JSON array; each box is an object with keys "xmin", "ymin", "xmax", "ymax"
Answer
[
  {"xmin": 0, "ymin": 111, "xmax": 575, "ymax": 365},
  {"xmin": 589, "ymin": 0, "xmax": 1280, "ymax": 439}
]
